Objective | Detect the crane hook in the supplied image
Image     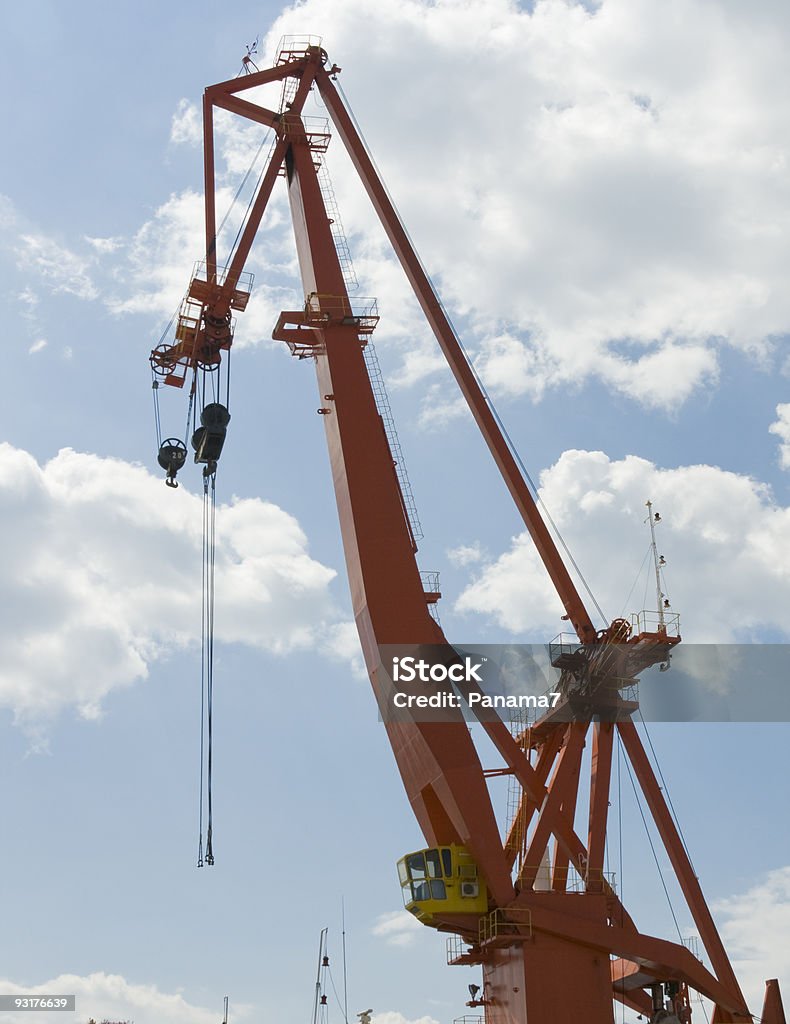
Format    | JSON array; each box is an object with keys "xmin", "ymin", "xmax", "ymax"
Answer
[{"xmin": 158, "ymin": 438, "xmax": 188, "ymax": 488}]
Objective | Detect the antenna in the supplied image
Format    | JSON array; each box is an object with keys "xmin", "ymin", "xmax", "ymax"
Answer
[
  {"xmin": 341, "ymin": 897, "xmax": 349, "ymax": 1024},
  {"xmin": 312, "ymin": 927, "xmax": 329, "ymax": 1024},
  {"xmin": 222, "ymin": 996, "xmax": 228, "ymax": 1024},
  {"xmin": 645, "ymin": 499, "xmax": 665, "ymax": 628}
]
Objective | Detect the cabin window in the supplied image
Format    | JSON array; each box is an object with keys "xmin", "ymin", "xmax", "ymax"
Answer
[
  {"xmin": 441, "ymin": 848, "xmax": 453, "ymax": 877},
  {"xmin": 426, "ymin": 849, "xmax": 442, "ymax": 879},
  {"xmin": 411, "ymin": 880, "xmax": 432, "ymax": 902},
  {"xmin": 407, "ymin": 852, "xmax": 426, "ymax": 880}
]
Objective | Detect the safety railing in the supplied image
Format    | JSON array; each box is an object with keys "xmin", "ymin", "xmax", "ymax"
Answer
[
  {"xmin": 548, "ymin": 633, "xmax": 586, "ymax": 671},
  {"xmin": 280, "ymin": 114, "xmax": 332, "ymax": 153},
  {"xmin": 478, "ymin": 907, "xmax": 532, "ymax": 945},
  {"xmin": 275, "ymin": 35, "xmax": 323, "ymax": 65},
  {"xmin": 304, "ymin": 293, "xmax": 379, "ymax": 332},
  {"xmin": 446, "ymin": 935, "xmax": 476, "ymax": 965},
  {"xmin": 519, "ymin": 864, "xmax": 617, "ymax": 894},
  {"xmin": 631, "ymin": 609, "xmax": 681, "ymax": 639}
]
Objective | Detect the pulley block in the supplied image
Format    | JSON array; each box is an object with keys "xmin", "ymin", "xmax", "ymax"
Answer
[
  {"xmin": 192, "ymin": 402, "xmax": 231, "ymax": 473},
  {"xmin": 157, "ymin": 437, "xmax": 188, "ymax": 487}
]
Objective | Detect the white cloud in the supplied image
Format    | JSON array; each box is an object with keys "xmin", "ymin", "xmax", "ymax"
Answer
[
  {"xmin": 1, "ymin": 198, "xmax": 99, "ymax": 306},
  {"xmin": 447, "ymin": 542, "xmax": 486, "ymax": 567},
  {"xmin": 714, "ymin": 866, "xmax": 790, "ymax": 1015},
  {"xmin": 372, "ymin": 1014, "xmax": 439, "ymax": 1024},
  {"xmin": 17, "ymin": 287, "xmax": 38, "ymax": 312},
  {"xmin": 0, "ymin": 443, "xmax": 343, "ymax": 732},
  {"xmin": 106, "ymin": 189, "xmax": 207, "ymax": 319},
  {"xmin": 0, "ymin": 971, "xmax": 239, "ymax": 1024},
  {"xmin": 84, "ymin": 235, "xmax": 124, "ymax": 255},
  {"xmin": 251, "ymin": 0, "xmax": 790, "ymax": 408},
  {"xmin": 170, "ymin": 98, "xmax": 202, "ymax": 146},
  {"xmin": 371, "ymin": 910, "xmax": 424, "ymax": 948},
  {"xmin": 16, "ymin": 232, "xmax": 98, "ymax": 301},
  {"xmin": 28, "ymin": 339, "xmax": 47, "ymax": 354},
  {"xmin": 769, "ymin": 404, "xmax": 790, "ymax": 469},
  {"xmin": 455, "ymin": 449, "xmax": 790, "ymax": 642}
]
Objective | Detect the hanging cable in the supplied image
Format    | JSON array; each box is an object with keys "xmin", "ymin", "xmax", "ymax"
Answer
[
  {"xmin": 197, "ymin": 466, "xmax": 218, "ymax": 866},
  {"xmin": 617, "ymin": 731, "xmax": 624, "ymax": 927},
  {"xmin": 197, "ymin": 466, "xmax": 208, "ymax": 868},
  {"xmin": 621, "ymin": 737, "xmax": 684, "ymax": 945},
  {"xmin": 618, "ymin": 544, "xmax": 652, "ymax": 621},
  {"xmin": 637, "ymin": 712, "xmax": 698, "ymax": 875},
  {"xmin": 152, "ymin": 373, "xmax": 163, "ymax": 449},
  {"xmin": 206, "ymin": 469, "xmax": 217, "ymax": 865}
]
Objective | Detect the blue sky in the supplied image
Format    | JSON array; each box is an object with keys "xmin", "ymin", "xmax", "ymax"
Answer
[{"xmin": 1, "ymin": 1, "xmax": 789, "ymax": 1022}]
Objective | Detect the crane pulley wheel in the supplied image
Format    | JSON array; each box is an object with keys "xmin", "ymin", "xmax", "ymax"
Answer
[{"xmin": 157, "ymin": 437, "xmax": 188, "ymax": 487}]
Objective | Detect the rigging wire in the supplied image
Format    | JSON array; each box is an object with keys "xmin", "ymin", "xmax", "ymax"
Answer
[
  {"xmin": 327, "ymin": 965, "xmax": 348, "ymax": 1023},
  {"xmin": 206, "ymin": 469, "xmax": 217, "ymax": 865},
  {"xmin": 226, "ymin": 134, "xmax": 280, "ymax": 267},
  {"xmin": 618, "ymin": 544, "xmax": 652, "ymax": 621},
  {"xmin": 341, "ymin": 897, "xmax": 349, "ymax": 1024},
  {"xmin": 335, "ymin": 79, "xmax": 608, "ymax": 629},
  {"xmin": 637, "ymin": 712, "xmax": 698, "ymax": 874},
  {"xmin": 184, "ymin": 375, "xmax": 197, "ymax": 447},
  {"xmin": 616, "ymin": 733, "xmax": 625, "ymax": 1024},
  {"xmin": 619, "ymin": 733, "xmax": 684, "ymax": 945},
  {"xmin": 152, "ymin": 374, "xmax": 163, "ymax": 449},
  {"xmin": 197, "ymin": 467, "xmax": 218, "ymax": 866}
]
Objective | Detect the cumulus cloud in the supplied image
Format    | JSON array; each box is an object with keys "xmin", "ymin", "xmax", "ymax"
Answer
[
  {"xmin": 15, "ymin": 232, "xmax": 98, "ymax": 301},
  {"xmin": 250, "ymin": 0, "xmax": 790, "ymax": 408},
  {"xmin": 170, "ymin": 97, "xmax": 202, "ymax": 146},
  {"xmin": 372, "ymin": 1014, "xmax": 439, "ymax": 1024},
  {"xmin": 714, "ymin": 866, "xmax": 790, "ymax": 1014},
  {"xmin": 455, "ymin": 449, "xmax": 790, "ymax": 642},
  {"xmin": 371, "ymin": 910, "xmax": 424, "ymax": 948},
  {"xmin": 769, "ymin": 404, "xmax": 790, "ymax": 469},
  {"xmin": 0, "ymin": 971, "xmax": 237, "ymax": 1024},
  {"xmin": 447, "ymin": 542, "xmax": 486, "ymax": 567},
  {"xmin": 7, "ymin": 1, "xmax": 787, "ymax": 410},
  {"xmin": 2, "ymin": 198, "xmax": 100, "ymax": 309},
  {"xmin": 0, "ymin": 443, "xmax": 344, "ymax": 732}
]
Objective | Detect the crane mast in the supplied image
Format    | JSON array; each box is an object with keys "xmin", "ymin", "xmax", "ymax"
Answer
[{"xmin": 150, "ymin": 40, "xmax": 785, "ymax": 1024}]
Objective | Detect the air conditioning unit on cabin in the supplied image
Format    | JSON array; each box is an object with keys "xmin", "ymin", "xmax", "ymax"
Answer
[{"xmin": 461, "ymin": 881, "xmax": 479, "ymax": 899}]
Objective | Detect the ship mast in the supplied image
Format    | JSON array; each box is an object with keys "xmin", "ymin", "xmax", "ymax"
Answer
[{"xmin": 646, "ymin": 499, "xmax": 666, "ymax": 629}]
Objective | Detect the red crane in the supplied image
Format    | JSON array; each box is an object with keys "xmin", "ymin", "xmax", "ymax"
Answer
[{"xmin": 150, "ymin": 40, "xmax": 786, "ymax": 1024}]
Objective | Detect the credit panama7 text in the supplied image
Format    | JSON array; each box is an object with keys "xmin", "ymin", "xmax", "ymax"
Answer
[{"xmin": 392, "ymin": 692, "xmax": 562, "ymax": 709}]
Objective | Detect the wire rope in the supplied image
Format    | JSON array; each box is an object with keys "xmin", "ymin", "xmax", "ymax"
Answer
[
  {"xmin": 197, "ymin": 475, "xmax": 207, "ymax": 868},
  {"xmin": 204, "ymin": 470, "xmax": 217, "ymax": 865},
  {"xmin": 621, "ymin": 737, "xmax": 684, "ymax": 945},
  {"xmin": 617, "ymin": 734, "xmax": 625, "ymax": 1024},
  {"xmin": 619, "ymin": 544, "xmax": 652, "ymax": 621},
  {"xmin": 197, "ymin": 468, "xmax": 218, "ymax": 866},
  {"xmin": 327, "ymin": 966, "xmax": 348, "ymax": 1024},
  {"xmin": 335, "ymin": 79, "xmax": 608, "ymax": 628},
  {"xmin": 151, "ymin": 372, "xmax": 163, "ymax": 448},
  {"xmin": 637, "ymin": 712, "xmax": 698, "ymax": 874}
]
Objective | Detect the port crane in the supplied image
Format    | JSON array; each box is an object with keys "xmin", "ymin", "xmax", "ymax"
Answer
[{"xmin": 149, "ymin": 40, "xmax": 786, "ymax": 1024}]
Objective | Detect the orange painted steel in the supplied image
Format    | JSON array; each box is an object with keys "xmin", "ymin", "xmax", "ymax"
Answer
[{"xmin": 158, "ymin": 43, "xmax": 784, "ymax": 1024}]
